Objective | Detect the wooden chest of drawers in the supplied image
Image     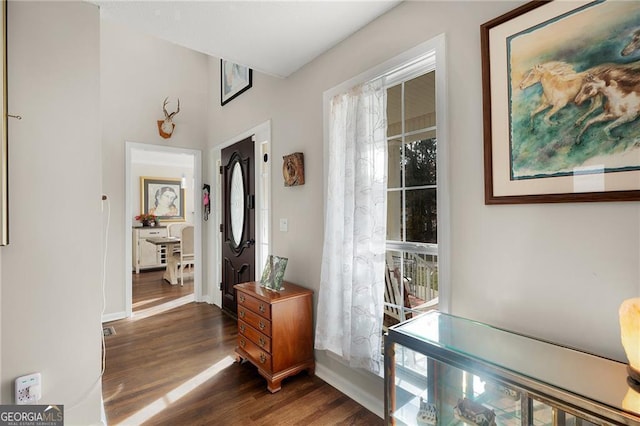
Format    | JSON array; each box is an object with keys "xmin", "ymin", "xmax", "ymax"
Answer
[{"xmin": 234, "ymin": 281, "xmax": 314, "ymax": 393}]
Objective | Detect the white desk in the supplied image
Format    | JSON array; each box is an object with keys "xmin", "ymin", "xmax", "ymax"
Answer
[{"xmin": 146, "ymin": 236, "xmax": 181, "ymax": 285}]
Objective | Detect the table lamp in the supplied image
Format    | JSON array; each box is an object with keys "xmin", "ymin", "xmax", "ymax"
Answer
[{"xmin": 619, "ymin": 298, "xmax": 640, "ymax": 383}]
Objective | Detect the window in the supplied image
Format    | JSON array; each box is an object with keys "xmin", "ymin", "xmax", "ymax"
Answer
[
  {"xmin": 384, "ymin": 69, "xmax": 440, "ymax": 330},
  {"xmin": 321, "ymin": 35, "xmax": 449, "ymax": 356}
]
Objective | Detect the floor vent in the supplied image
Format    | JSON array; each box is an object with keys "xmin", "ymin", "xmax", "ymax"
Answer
[{"xmin": 103, "ymin": 326, "xmax": 116, "ymax": 337}]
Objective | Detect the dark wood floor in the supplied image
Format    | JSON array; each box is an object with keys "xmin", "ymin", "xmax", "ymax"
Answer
[{"xmin": 102, "ymin": 270, "xmax": 383, "ymax": 425}]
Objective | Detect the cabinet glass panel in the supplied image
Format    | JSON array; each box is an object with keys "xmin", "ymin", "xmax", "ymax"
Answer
[{"xmin": 390, "ymin": 341, "xmax": 523, "ymax": 425}]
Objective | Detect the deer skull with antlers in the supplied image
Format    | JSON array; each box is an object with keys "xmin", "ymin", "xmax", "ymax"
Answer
[{"xmin": 157, "ymin": 97, "xmax": 180, "ymax": 139}]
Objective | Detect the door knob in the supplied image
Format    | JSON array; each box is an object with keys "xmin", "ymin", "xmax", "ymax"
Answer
[{"xmin": 244, "ymin": 239, "xmax": 255, "ymax": 247}]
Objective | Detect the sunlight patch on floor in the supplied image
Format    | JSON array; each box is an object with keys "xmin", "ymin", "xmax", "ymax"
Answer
[
  {"xmin": 132, "ymin": 294, "xmax": 195, "ymax": 321},
  {"xmin": 118, "ymin": 355, "xmax": 236, "ymax": 425},
  {"xmin": 132, "ymin": 296, "xmax": 165, "ymax": 309}
]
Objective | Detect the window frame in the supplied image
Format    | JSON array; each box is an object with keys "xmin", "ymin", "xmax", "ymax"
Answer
[{"xmin": 322, "ymin": 34, "xmax": 451, "ymax": 314}]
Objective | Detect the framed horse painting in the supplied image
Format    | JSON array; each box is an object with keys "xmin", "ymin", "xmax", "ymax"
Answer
[{"xmin": 482, "ymin": 0, "xmax": 640, "ymax": 204}]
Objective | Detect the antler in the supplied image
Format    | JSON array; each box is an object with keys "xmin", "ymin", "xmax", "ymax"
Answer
[
  {"xmin": 170, "ymin": 98, "xmax": 180, "ymax": 118},
  {"xmin": 162, "ymin": 97, "xmax": 180, "ymax": 119},
  {"xmin": 163, "ymin": 97, "xmax": 170, "ymax": 119}
]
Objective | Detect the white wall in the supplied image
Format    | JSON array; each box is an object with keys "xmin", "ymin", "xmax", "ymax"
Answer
[
  {"xmin": 206, "ymin": 0, "xmax": 640, "ymax": 414},
  {"xmin": 2, "ymin": 2, "xmax": 102, "ymax": 423},
  {"xmin": 101, "ymin": 20, "xmax": 209, "ymax": 317}
]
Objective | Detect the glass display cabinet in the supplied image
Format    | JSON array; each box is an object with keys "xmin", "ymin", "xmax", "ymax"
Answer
[{"xmin": 384, "ymin": 311, "xmax": 640, "ymax": 426}]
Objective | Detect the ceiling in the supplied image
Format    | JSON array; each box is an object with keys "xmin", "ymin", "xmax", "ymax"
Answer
[{"xmin": 90, "ymin": 1, "xmax": 402, "ymax": 78}]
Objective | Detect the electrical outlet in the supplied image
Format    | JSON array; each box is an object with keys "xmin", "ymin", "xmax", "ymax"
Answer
[{"xmin": 15, "ymin": 373, "xmax": 41, "ymax": 405}]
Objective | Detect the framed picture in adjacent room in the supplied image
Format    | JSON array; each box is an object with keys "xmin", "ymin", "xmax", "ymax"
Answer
[
  {"xmin": 140, "ymin": 177, "xmax": 185, "ymax": 222},
  {"xmin": 221, "ymin": 59, "xmax": 253, "ymax": 106}
]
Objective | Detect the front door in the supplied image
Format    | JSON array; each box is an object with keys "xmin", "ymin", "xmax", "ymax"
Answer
[{"xmin": 221, "ymin": 136, "xmax": 255, "ymax": 316}]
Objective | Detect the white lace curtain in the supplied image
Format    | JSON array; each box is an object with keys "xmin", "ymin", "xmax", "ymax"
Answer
[{"xmin": 315, "ymin": 79, "xmax": 387, "ymax": 374}]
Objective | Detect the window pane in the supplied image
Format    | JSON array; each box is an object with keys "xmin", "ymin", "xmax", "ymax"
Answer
[
  {"xmin": 405, "ymin": 188, "xmax": 437, "ymax": 244},
  {"xmin": 384, "ymin": 248, "xmax": 439, "ymax": 331},
  {"xmin": 384, "ymin": 249, "xmax": 405, "ymax": 330},
  {"xmin": 387, "ymin": 190, "xmax": 403, "ymax": 241},
  {"xmin": 403, "ymin": 252, "xmax": 438, "ymax": 305},
  {"xmin": 387, "ymin": 84, "xmax": 401, "ymax": 137},
  {"xmin": 388, "ymin": 138, "xmax": 402, "ymax": 189},
  {"xmin": 405, "ymin": 131, "xmax": 437, "ymax": 187},
  {"xmin": 404, "ymin": 71, "xmax": 436, "ymax": 133}
]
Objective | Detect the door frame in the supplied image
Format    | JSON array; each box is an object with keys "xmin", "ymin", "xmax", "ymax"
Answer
[
  {"xmin": 125, "ymin": 142, "xmax": 203, "ymax": 317},
  {"xmin": 211, "ymin": 120, "xmax": 271, "ymax": 308}
]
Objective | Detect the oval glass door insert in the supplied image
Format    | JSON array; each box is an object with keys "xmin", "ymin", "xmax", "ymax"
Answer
[{"xmin": 230, "ymin": 161, "xmax": 245, "ymax": 247}]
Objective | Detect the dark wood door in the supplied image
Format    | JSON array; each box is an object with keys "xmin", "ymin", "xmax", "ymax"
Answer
[{"xmin": 221, "ymin": 136, "xmax": 255, "ymax": 316}]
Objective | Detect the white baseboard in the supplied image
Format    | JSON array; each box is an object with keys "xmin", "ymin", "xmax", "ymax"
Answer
[
  {"xmin": 315, "ymin": 362, "xmax": 384, "ymax": 419},
  {"xmin": 102, "ymin": 311, "xmax": 126, "ymax": 323}
]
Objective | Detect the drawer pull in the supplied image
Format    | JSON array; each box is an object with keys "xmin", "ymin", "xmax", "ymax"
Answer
[
  {"xmin": 239, "ymin": 310, "xmax": 245, "ymax": 319},
  {"xmin": 259, "ymin": 337, "xmax": 266, "ymax": 347},
  {"xmin": 239, "ymin": 294, "xmax": 245, "ymax": 303},
  {"xmin": 240, "ymin": 339, "xmax": 246, "ymax": 348},
  {"xmin": 259, "ymin": 304, "xmax": 266, "ymax": 314},
  {"xmin": 259, "ymin": 321, "xmax": 266, "ymax": 331},
  {"xmin": 259, "ymin": 353, "xmax": 267, "ymax": 364},
  {"xmin": 239, "ymin": 324, "xmax": 245, "ymax": 333}
]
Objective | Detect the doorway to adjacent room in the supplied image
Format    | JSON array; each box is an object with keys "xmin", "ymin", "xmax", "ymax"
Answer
[{"xmin": 124, "ymin": 142, "xmax": 203, "ymax": 318}]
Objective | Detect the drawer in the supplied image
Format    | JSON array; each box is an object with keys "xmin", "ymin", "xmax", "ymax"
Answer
[
  {"xmin": 137, "ymin": 228, "xmax": 167, "ymax": 238},
  {"xmin": 238, "ymin": 306, "xmax": 272, "ymax": 336},
  {"xmin": 238, "ymin": 320, "xmax": 271, "ymax": 353},
  {"xmin": 238, "ymin": 335, "xmax": 272, "ymax": 372},
  {"xmin": 237, "ymin": 291, "xmax": 271, "ymax": 319}
]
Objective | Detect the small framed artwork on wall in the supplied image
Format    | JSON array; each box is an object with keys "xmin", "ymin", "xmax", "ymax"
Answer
[
  {"xmin": 283, "ymin": 152, "xmax": 305, "ymax": 187},
  {"xmin": 221, "ymin": 59, "xmax": 253, "ymax": 106}
]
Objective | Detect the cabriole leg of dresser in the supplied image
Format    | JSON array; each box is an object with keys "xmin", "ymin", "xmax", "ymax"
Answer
[
  {"xmin": 267, "ymin": 378, "xmax": 283, "ymax": 393},
  {"xmin": 262, "ymin": 361, "xmax": 316, "ymax": 393},
  {"xmin": 306, "ymin": 363, "xmax": 315, "ymax": 377}
]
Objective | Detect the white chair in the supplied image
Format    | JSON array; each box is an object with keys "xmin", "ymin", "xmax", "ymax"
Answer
[
  {"xmin": 384, "ymin": 252, "xmax": 415, "ymax": 330},
  {"xmin": 166, "ymin": 222, "xmax": 189, "ymax": 254},
  {"xmin": 384, "ymin": 254, "xmax": 405, "ymax": 330},
  {"xmin": 173, "ymin": 225, "xmax": 194, "ymax": 286}
]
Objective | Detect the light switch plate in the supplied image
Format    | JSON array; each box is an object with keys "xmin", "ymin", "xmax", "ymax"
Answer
[{"xmin": 279, "ymin": 218, "xmax": 288, "ymax": 232}]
